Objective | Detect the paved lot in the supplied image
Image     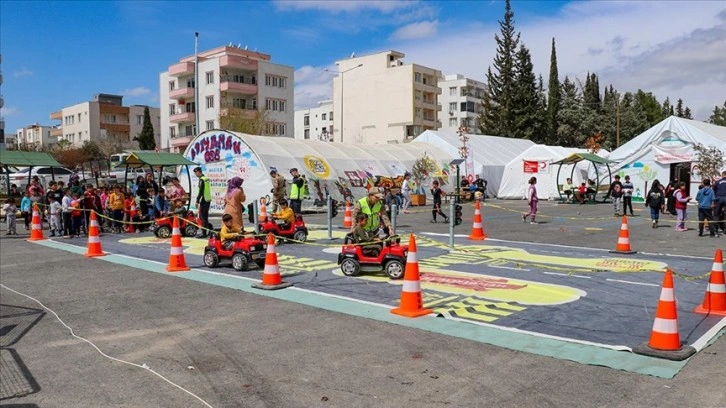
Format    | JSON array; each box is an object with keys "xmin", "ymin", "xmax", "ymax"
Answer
[{"xmin": 1, "ymin": 199, "xmax": 724, "ymax": 407}]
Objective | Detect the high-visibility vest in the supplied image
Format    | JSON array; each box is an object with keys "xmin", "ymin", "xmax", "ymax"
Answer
[
  {"xmin": 199, "ymin": 175, "xmax": 212, "ymax": 202},
  {"xmin": 290, "ymin": 177, "xmax": 301, "ymax": 199},
  {"xmin": 358, "ymin": 197, "xmax": 382, "ymax": 231}
]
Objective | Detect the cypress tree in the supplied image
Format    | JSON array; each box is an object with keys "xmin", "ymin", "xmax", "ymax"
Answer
[
  {"xmin": 133, "ymin": 106, "xmax": 156, "ymax": 150},
  {"xmin": 512, "ymin": 44, "xmax": 538, "ymax": 140},
  {"xmin": 675, "ymin": 98, "xmax": 685, "ymax": 117},
  {"xmin": 546, "ymin": 38, "xmax": 560, "ymax": 145}
]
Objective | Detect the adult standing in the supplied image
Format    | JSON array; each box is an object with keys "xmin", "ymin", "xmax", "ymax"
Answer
[
  {"xmin": 400, "ymin": 173, "xmax": 412, "ymax": 214},
  {"xmin": 194, "ymin": 167, "xmax": 212, "ymax": 237},
  {"xmin": 136, "ymin": 172, "xmax": 159, "ymax": 219},
  {"xmin": 224, "ymin": 177, "xmax": 246, "ymax": 231},
  {"xmin": 269, "ymin": 170, "xmax": 287, "ymax": 213},
  {"xmin": 351, "ymin": 189, "xmax": 393, "ymax": 236},
  {"xmin": 713, "ymin": 170, "xmax": 726, "ymax": 234},
  {"xmin": 289, "ymin": 168, "xmax": 304, "ymax": 215},
  {"xmin": 665, "ymin": 179, "xmax": 679, "ymax": 216}
]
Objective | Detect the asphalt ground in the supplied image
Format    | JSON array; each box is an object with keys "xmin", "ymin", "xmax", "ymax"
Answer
[{"xmin": 1, "ymin": 199, "xmax": 725, "ymax": 407}]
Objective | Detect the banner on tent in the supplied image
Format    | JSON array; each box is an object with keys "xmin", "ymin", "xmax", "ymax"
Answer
[
  {"xmin": 653, "ymin": 144, "xmax": 693, "ymax": 164},
  {"xmin": 523, "ymin": 161, "xmax": 550, "ymax": 174}
]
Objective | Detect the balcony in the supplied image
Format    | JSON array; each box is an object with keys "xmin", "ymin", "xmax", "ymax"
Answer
[
  {"xmin": 220, "ymin": 81, "xmax": 257, "ymax": 95},
  {"xmin": 50, "ymin": 128, "xmax": 63, "ymax": 137},
  {"xmin": 169, "ymin": 111, "xmax": 195, "ymax": 123},
  {"xmin": 50, "ymin": 111, "xmax": 62, "ymax": 120},
  {"xmin": 170, "ymin": 135, "xmax": 194, "ymax": 148},
  {"xmin": 169, "ymin": 87, "xmax": 195, "ymax": 100},
  {"xmin": 220, "ymin": 55, "xmax": 258, "ymax": 71},
  {"xmin": 169, "ymin": 61, "xmax": 194, "ymax": 77},
  {"xmin": 0, "ymin": 95, "xmax": 3, "ymax": 108},
  {"xmin": 100, "ymin": 123, "xmax": 130, "ymax": 133}
]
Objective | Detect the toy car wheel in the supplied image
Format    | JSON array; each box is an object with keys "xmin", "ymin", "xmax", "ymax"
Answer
[
  {"xmin": 293, "ymin": 230, "xmax": 307, "ymax": 242},
  {"xmin": 203, "ymin": 251, "xmax": 219, "ymax": 268},
  {"xmin": 184, "ymin": 224, "xmax": 198, "ymax": 237},
  {"xmin": 232, "ymin": 253, "xmax": 249, "ymax": 271},
  {"xmin": 340, "ymin": 258, "xmax": 360, "ymax": 277},
  {"xmin": 255, "ymin": 259, "xmax": 266, "ymax": 269},
  {"xmin": 156, "ymin": 225, "xmax": 172, "ymax": 239},
  {"xmin": 385, "ymin": 260, "xmax": 405, "ymax": 280}
]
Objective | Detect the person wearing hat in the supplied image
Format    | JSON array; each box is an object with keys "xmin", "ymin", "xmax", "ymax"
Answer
[
  {"xmin": 607, "ymin": 174, "xmax": 624, "ymax": 216},
  {"xmin": 194, "ymin": 166, "xmax": 212, "ymax": 237},
  {"xmin": 351, "ymin": 188, "xmax": 393, "ymax": 236},
  {"xmin": 288, "ymin": 168, "xmax": 305, "ymax": 215}
]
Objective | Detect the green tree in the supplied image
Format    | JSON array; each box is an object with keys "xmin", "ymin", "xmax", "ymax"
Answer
[
  {"xmin": 546, "ymin": 37, "xmax": 560, "ymax": 145},
  {"xmin": 511, "ymin": 44, "xmax": 538, "ymax": 140},
  {"xmin": 675, "ymin": 98, "xmax": 684, "ymax": 117},
  {"xmin": 708, "ymin": 100, "xmax": 726, "ymax": 125},
  {"xmin": 533, "ymin": 74, "xmax": 548, "ymax": 143},
  {"xmin": 683, "ymin": 107, "xmax": 693, "ymax": 120},
  {"xmin": 219, "ymin": 108, "xmax": 272, "ymax": 135},
  {"xmin": 600, "ymin": 85, "xmax": 620, "ymax": 150},
  {"xmin": 661, "ymin": 97, "xmax": 674, "ymax": 117},
  {"xmin": 634, "ymin": 90, "xmax": 664, "ymax": 127},
  {"xmin": 555, "ymin": 76, "xmax": 584, "ymax": 147},
  {"xmin": 133, "ymin": 106, "xmax": 156, "ymax": 150},
  {"xmin": 583, "ymin": 72, "xmax": 601, "ymax": 111},
  {"xmin": 479, "ymin": 0, "xmax": 519, "ymax": 137},
  {"xmin": 618, "ymin": 92, "xmax": 650, "ymax": 145}
]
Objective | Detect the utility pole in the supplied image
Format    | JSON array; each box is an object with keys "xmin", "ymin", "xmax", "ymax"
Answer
[
  {"xmin": 616, "ymin": 102, "xmax": 620, "ymax": 148},
  {"xmin": 194, "ymin": 32, "xmax": 200, "ymax": 138}
]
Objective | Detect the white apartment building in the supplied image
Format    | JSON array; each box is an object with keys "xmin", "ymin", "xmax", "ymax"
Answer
[
  {"xmin": 15, "ymin": 124, "xmax": 55, "ymax": 149},
  {"xmin": 159, "ymin": 45, "xmax": 294, "ymax": 153},
  {"xmin": 332, "ymin": 50, "xmax": 441, "ymax": 145},
  {"xmin": 438, "ymin": 74, "xmax": 486, "ymax": 134},
  {"xmin": 50, "ymin": 93, "xmax": 161, "ymax": 148},
  {"xmin": 293, "ymin": 100, "xmax": 333, "ymax": 141}
]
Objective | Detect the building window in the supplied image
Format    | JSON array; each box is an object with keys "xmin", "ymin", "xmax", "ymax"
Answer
[
  {"xmin": 329, "ymin": 111, "xmax": 333, "ymax": 120},
  {"xmin": 77, "ymin": 113, "xmax": 82, "ymax": 123},
  {"xmin": 460, "ymin": 101, "xmax": 475, "ymax": 113},
  {"xmin": 415, "ymin": 90, "xmax": 422, "ymax": 101},
  {"xmin": 169, "ymin": 127, "xmax": 176, "ymax": 138},
  {"xmin": 184, "ymin": 125, "xmax": 194, "ymax": 137},
  {"xmin": 206, "ymin": 96, "xmax": 214, "ymax": 109},
  {"xmin": 449, "ymin": 118, "xmax": 457, "ymax": 127},
  {"xmin": 264, "ymin": 74, "xmax": 287, "ymax": 88},
  {"xmin": 232, "ymin": 98, "xmax": 246, "ymax": 109},
  {"xmin": 303, "ymin": 115, "xmax": 310, "ymax": 126},
  {"xmin": 136, "ymin": 115, "xmax": 143, "ymax": 125},
  {"xmin": 448, "ymin": 102, "xmax": 456, "ymax": 112},
  {"xmin": 415, "ymin": 108, "xmax": 422, "ymax": 119},
  {"xmin": 280, "ymin": 100, "xmax": 285, "ymax": 112},
  {"xmin": 206, "ymin": 71, "xmax": 214, "ymax": 84},
  {"xmin": 206, "ymin": 120, "xmax": 214, "ymax": 130},
  {"xmin": 449, "ymin": 87, "xmax": 456, "ymax": 96},
  {"xmin": 279, "ymin": 124, "xmax": 285, "ymax": 136},
  {"xmin": 185, "ymin": 102, "xmax": 196, "ymax": 113},
  {"xmin": 169, "ymin": 104, "xmax": 176, "ymax": 115},
  {"xmin": 252, "ymin": 99, "xmax": 257, "ymax": 109},
  {"xmin": 304, "ymin": 129, "xmax": 310, "ymax": 139},
  {"xmin": 265, "ymin": 98, "xmax": 285, "ymax": 112},
  {"xmin": 321, "ymin": 113, "xmax": 327, "ymax": 120},
  {"xmin": 414, "ymin": 72, "xmax": 422, "ymax": 83},
  {"xmin": 169, "ymin": 81, "xmax": 175, "ymax": 91},
  {"xmin": 186, "ymin": 79, "xmax": 195, "ymax": 88}
]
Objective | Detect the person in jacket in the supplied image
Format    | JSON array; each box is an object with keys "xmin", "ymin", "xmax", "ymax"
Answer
[
  {"xmin": 673, "ymin": 181, "xmax": 691, "ymax": 231},
  {"xmin": 351, "ymin": 189, "xmax": 392, "ymax": 236},
  {"xmin": 607, "ymin": 175, "xmax": 624, "ymax": 216},
  {"xmin": 695, "ymin": 179, "xmax": 719, "ymax": 237},
  {"xmin": 269, "ymin": 170, "xmax": 287, "ymax": 213},
  {"xmin": 621, "ymin": 175, "xmax": 634, "ymax": 216},
  {"xmin": 194, "ymin": 167, "xmax": 212, "ymax": 237},
  {"xmin": 713, "ymin": 170, "xmax": 726, "ymax": 234},
  {"xmin": 645, "ymin": 180, "xmax": 665, "ymax": 229},
  {"xmin": 289, "ymin": 168, "xmax": 305, "ymax": 215},
  {"xmin": 522, "ymin": 177, "xmax": 539, "ymax": 224}
]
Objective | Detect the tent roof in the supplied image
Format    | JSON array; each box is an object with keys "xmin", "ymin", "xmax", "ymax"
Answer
[
  {"xmin": 552, "ymin": 152, "xmax": 615, "ymax": 165},
  {"xmin": 412, "ymin": 130, "xmax": 535, "ymax": 166},
  {"xmin": 0, "ymin": 150, "xmax": 63, "ymax": 167},
  {"xmin": 124, "ymin": 151, "xmax": 196, "ymax": 167}
]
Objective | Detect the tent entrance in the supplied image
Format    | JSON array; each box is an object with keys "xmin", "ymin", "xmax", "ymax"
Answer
[{"xmin": 670, "ymin": 162, "xmax": 691, "ymax": 195}]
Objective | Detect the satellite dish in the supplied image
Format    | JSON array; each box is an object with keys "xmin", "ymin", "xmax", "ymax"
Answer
[{"xmin": 350, "ymin": 52, "xmax": 355, "ymax": 58}]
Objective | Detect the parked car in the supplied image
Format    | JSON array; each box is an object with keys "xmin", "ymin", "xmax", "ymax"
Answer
[{"xmin": 9, "ymin": 166, "xmax": 78, "ymax": 188}]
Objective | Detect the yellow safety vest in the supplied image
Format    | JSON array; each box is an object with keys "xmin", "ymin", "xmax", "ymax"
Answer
[{"xmin": 358, "ymin": 197, "xmax": 382, "ymax": 231}]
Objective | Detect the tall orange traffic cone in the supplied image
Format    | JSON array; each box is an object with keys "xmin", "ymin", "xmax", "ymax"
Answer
[
  {"xmin": 126, "ymin": 201, "xmax": 137, "ymax": 233},
  {"xmin": 342, "ymin": 199, "xmax": 353, "ymax": 228},
  {"xmin": 694, "ymin": 249, "xmax": 726, "ymax": 316},
  {"xmin": 258, "ymin": 198, "xmax": 268, "ymax": 223},
  {"xmin": 252, "ymin": 233, "xmax": 292, "ymax": 290},
  {"xmin": 85, "ymin": 211, "xmax": 105, "ymax": 257},
  {"xmin": 166, "ymin": 216, "xmax": 190, "ymax": 272},
  {"xmin": 391, "ymin": 234, "xmax": 432, "ymax": 318},
  {"xmin": 468, "ymin": 200, "xmax": 487, "ymax": 240},
  {"xmin": 633, "ymin": 268, "xmax": 695, "ymax": 360},
  {"xmin": 609, "ymin": 215, "xmax": 636, "ymax": 254},
  {"xmin": 28, "ymin": 204, "xmax": 46, "ymax": 241}
]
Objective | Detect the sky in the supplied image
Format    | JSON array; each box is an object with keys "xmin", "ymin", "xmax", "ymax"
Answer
[{"xmin": 1, "ymin": 0, "xmax": 725, "ymax": 134}]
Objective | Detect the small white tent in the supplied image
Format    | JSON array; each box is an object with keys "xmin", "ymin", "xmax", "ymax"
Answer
[
  {"xmin": 497, "ymin": 145, "xmax": 592, "ymax": 200},
  {"xmin": 609, "ymin": 116, "xmax": 726, "ymax": 197},
  {"xmin": 412, "ymin": 130, "xmax": 535, "ymax": 196}
]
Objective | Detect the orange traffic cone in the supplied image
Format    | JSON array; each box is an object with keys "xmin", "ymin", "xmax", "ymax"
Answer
[
  {"xmin": 342, "ymin": 199, "xmax": 353, "ymax": 229},
  {"xmin": 609, "ymin": 215, "xmax": 636, "ymax": 254},
  {"xmin": 633, "ymin": 268, "xmax": 695, "ymax": 360},
  {"xmin": 28, "ymin": 204, "xmax": 46, "ymax": 241},
  {"xmin": 468, "ymin": 200, "xmax": 487, "ymax": 240},
  {"xmin": 166, "ymin": 216, "xmax": 190, "ymax": 272},
  {"xmin": 391, "ymin": 234, "xmax": 432, "ymax": 318},
  {"xmin": 694, "ymin": 249, "xmax": 726, "ymax": 316},
  {"xmin": 85, "ymin": 211, "xmax": 105, "ymax": 257},
  {"xmin": 252, "ymin": 233, "xmax": 292, "ymax": 290},
  {"xmin": 258, "ymin": 198, "xmax": 268, "ymax": 223},
  {"xmin": 126, "ymin": 201, "xmax": 137, "ymax": 233}
]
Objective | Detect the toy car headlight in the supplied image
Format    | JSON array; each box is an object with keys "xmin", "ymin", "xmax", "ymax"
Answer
[{"xmin": 262, "ymin": 244, "xmax": 267, "ymax": 250}]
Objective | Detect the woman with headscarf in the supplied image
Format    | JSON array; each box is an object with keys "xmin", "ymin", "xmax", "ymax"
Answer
[{"xmin": 224, "ymin": 176, "xmax": 246, "ymax": 230}]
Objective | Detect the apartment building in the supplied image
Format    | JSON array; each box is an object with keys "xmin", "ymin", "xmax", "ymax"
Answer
[
  {"xmin": 15, "ymin": 124, "xmax": 55, "ymax": 150},
  {"xmin": 50, "ymin": 93, "xmax": 161, "ymax": 148},
  {"xmin": 438, "ymin": 74, "xmax": 486, "ymax": 134},
  {"xmin": 159, "ymin": 45, "xmax": 294, "ymax": 153},
  {"xmin": 293, "ymin": 100, "xmax": 334, "ymax": 141},
  {"xmin": 332, "ymin": 50, "xmax": 441, "ymax": 145}
]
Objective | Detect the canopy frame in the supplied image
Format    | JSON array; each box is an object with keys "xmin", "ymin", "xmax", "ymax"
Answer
[{"xmin": 553, "ymin": 153, "xmax": 616, "ymax": 202}]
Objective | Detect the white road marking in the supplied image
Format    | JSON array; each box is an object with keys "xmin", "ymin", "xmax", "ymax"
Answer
[
  {"xmin": 606, "ymin": 278, "xmax": 659, "ymax": 287},
  {"xmin": 544, "ymin": 272, "xmax": 591, "ymax": 279}
]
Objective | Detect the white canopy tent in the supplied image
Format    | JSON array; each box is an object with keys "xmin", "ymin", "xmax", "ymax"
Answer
[{"xmin": 412, "ymin": 130, "xmax": 536, "ymax": 196}]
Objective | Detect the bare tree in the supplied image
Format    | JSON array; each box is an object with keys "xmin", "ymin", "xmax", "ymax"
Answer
[{"xmin": 219, "ymin": 107, "xmax": 273, "ymax": 135}]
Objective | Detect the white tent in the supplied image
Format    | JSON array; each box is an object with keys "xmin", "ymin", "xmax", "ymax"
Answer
[
  {"xmin": 609, "ymin": 116, "xmax": 726, "ymax": 198},
  {"xmin": 497, "ymin": 145, "xmax": 593, "ymax": 200},
  {"xmin": 411, "ymin": 130, "xmax": 536, "ymax": 196},
  {"xmin": 180, "ymin": 130, "xmax": 455, "ymax": 214}
]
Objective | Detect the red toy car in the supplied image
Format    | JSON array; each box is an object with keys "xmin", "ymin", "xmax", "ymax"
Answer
[
  {"xmin": 203, "ymin": 232, "xmax": 267, "ymax": 271},
  {"xmin": 151, "ymin": 211, "xmax": 199, "ymax": 238},
  {"xmin": 337, "ymin": 234, "xmax": 408, "ymax": 279},
  {"xmin": 259, "ymin": 214, "xmax": 308, "ymax": 242}
]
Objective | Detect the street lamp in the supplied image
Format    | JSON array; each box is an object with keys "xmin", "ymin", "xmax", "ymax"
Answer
[{"xmin": 325, "ymin": 63, "xmax": 363, "ymax": 143}]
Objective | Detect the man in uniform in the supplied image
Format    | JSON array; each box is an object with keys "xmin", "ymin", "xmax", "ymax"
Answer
[
  {"xmin": 194, "ymin": 167, "xmax": 212, "ymax": 237},
  {"xmin": 351, "ymin": 189, "xmax": 393, "ymax": 236},
  {"xmin": 269, "ymin": 170, "xmax": 287, "ymax": 213},
  {"xmin": 289, "ymin": 168, "xmax": 305, "ymax": 215}
]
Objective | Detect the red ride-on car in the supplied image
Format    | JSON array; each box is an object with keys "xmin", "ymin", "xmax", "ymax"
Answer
[
  {"xmin": 151, "ymin": 211, "xmax": 199, "ymax": 238},
  {"xmin": 203, "ymin": 232, "xmax": 267, "ymax": 271},
  {"xmin": 259, "ymin": 214, "xmax": 308, "ymax": 242},
  {"xmin": 337, "ymin": 234, "xmax": 408, "ymax": 279}
]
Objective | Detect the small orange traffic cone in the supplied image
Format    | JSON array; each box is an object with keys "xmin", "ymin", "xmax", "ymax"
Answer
[
  {"xmin": 258, "ymin": 198, "xmax": 268, "ymax": 223},
  {"xmin": 609, "ymin": 215, "xmax": 636, "ymax": 254},
  {"xmin": 633, "ymin": 268, "xmax": 695, "ymax": 360},
  {"xmin": 694, "ymin": 249, "xmax": 726, "ymax": 316},
  {"xmin": 85, "ymin": 211, "xmax": 105, "ymax": 257},
  {"xmin": 28, "ymin": 204, "xmax": 45, "ymax": 241},
  {"xmin": 342, "ymin": 199, "xmax": 353, "ymax": 229},
  {"xmin": 468, "ymin": 200, "xmax": 487, "ymax": 240},
  {"xmin": 126, "ymin": 201, "xmax": 137, "ymax": 233},
  {"xmin": 391, "ymin": 234, "xmax": 432, "ymax": 318},
  {"xmin": 252, "ymin": 233, "xmax": 292, "ymax": 290},
  {"xmin": 166, "ymin": 216, "xmax": 190, "ymax": 272}
]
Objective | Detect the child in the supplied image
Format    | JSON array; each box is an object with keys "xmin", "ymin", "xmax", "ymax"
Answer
[
  {"xmin": 271, "ymin": 198, "xmax": 294, "ymax": 228},
  {"xmin": 70, "ymin": 193, "xmax": 84, "ymax": 237},
  {"xmin": 645, "ymin": 180, "xmax": 665, "ymax": 228},
  {"xmin": 430, "ymin": 180, "xmax": 449, "ymax": 223},
  {"xmin": 351, "ymin": 213, "xmax": 381, "ymax": 257},
  {"xmin": 622, "ymin": 175, "xmax": 634, "ymax": 216},
  {"xmin": 3, "ymin": 198, "xmax": 18, "ymax": 235},
  {"xmin": 62, "ymin": 189, "xmax": 74, "ymax": 238},
  {"xmin": 147, "ymin": 188, "xmax": 157, "ymax": 221},
  {"xmin": 576, "ymin": 183, "xmax": 587, "ymax": 204},
  {"xmin": 109, "ymin": 186, "xmax": 125, "ymax": 233},
  {"xmin": 154, "ymin": 188, "xmax": 168, "ymax": 218},
  {"xmin": 49, "ymin": 198, "xmax": 62, "ymax": 237},
  {"xmin": 220, "ymin": 213, "xmax": 242, "ymax": 250},
  {"xmin": 696, "ymin": 179, "xmax": 719, "ymax": 237},
  {"xmin": 522, "ymin": 177, "xmax": 539, "ymax": 224},
  {"xmin": 674, "ymin": 181, "xmax": 691, "ymax": 231},
  {"xmin": 20, "ymin": 191, "xmax": 32, "ymax": 230}
]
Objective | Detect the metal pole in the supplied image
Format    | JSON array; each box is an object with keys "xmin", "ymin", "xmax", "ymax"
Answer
[
  {"xmin": 194, "ymin": 32, "xmax": 200, "ymax": 138},
  {"xmin": 253, "ymin": 200, "xmax": 259, "ymax": 234},
  {"xmin": 340, "ymin": 72, "xmax": 344, "ymax": 143},
  {"xmin": 448, "ymin": 200, "xmax": 455, "ymax": 249},
  {"xmin": 391, "ymin": 204, "xmax": 398, "ymax": 234},
  {"xmin": 455, "ymin": 165, "xmax": 460, "ymax": 204},
  {"xmin": 327, "ymin": 195, "xmax": 333, "ymax": 240}
]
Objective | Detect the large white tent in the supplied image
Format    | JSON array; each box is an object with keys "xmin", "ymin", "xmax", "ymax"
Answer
[
  {"xmin": 180, "ymin": 129, "xmax": 455, "ymax": 214},
  {"xmin": 411, "ymin": 130, "xmax": 536, "ymax": 196},
  {"xmin": 609, "ymin": 116, "xmax": 726, "ymax": 197},
  {"xmin": 497, "ymin": 145, "xmax": 593, "ymax": 200}
]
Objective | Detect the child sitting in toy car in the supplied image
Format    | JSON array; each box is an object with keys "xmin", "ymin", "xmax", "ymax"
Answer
[
  {"xmin": 220, "ymin": 214, "xmax": 243, "ymax": 250},
  {"xmin": 271, "ymin": 199, "xmax": 294, "ymax": 229},
  {"xmin": 352, "ymin": 213, "xmax": 382, "ymax": 257}
]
